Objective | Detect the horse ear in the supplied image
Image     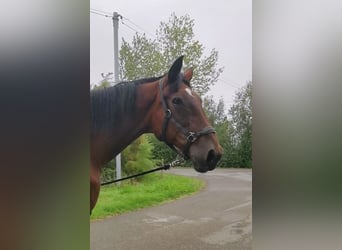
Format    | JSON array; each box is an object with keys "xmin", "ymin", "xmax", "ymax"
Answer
[
  {"xmin": 183, "ymin": 68, "xmax": 193, "ymax": 86},
  {"xmin": 168, "ymin": 56, "xmax": 184, "ymax": 82}
]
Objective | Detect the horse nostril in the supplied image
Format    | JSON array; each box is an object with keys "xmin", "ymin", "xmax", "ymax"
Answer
[
  {"xmin": 207, "ymin": 149, "xmax": 215, "ymax": 162},
  {"xmin": 206, "ymin": 149, "xmax": 221, "ymax": 169}
]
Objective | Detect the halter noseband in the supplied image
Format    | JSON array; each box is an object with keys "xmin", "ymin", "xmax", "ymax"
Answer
[{"xmin": 158, "ymin": 78, "xmax": 216, "ymax": 159}]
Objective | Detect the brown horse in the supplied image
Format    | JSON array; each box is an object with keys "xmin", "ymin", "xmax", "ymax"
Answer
[{"xmin": 90, "ymin": 56, "xmax": 223, "ymax": 212}]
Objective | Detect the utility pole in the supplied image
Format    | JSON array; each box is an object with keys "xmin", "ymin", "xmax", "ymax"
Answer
[{"xmin": 113, "ymin": 12, "xmax": 121, "ymax": 182}]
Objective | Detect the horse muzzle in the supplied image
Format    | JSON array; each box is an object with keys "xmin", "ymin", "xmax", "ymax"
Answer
[{"xmin": 190, "ymin": 147, "xmax": 222, "ymax": 173}]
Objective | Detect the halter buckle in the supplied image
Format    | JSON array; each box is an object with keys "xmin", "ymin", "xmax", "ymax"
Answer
[
  {"xmin": 165, "ymin": 109, "xmax": 172, "ymax": 118},
  {"xmin": 187, "ymin": 132, "xmax": 198, "ymax": 143}
]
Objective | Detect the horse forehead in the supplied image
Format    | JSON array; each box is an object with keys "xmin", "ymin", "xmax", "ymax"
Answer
[{"xmin": 184, "ymin": 87, "xmax": 194, "ymax": 97}]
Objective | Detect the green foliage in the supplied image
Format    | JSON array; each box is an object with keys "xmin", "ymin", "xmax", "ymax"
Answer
[
  {"xmin": 92, "ymin": 72, "xmax": 113, "ymax": 89},
  {"xmin": 229, "ymin": 81, "xmax": 252, "ymax": 168},
  {"xmin": 120, "ymin": 36, "xmax": 163, "ymax": 80},
  {"xmin": 100, "ymin": 163, "xmax": 115, "ymax": 184},
  {"xmin": 121, "ymin": 135, "xmax": 155, "ymax": 181},
  {"xmin": 91, "ymin": 173, "xmax": 204, "ymax": 220},
  {"xmin": 146, "ymin": 134, "xmax": 177, "ymax": 164},
  {"xmin": 203, "ymin": 82, "xmax": 252, "ymax": 168},
  {"xmin": 203, "ymin": 96, "xmax": 227, "ymax": 126},
  {"xmin": 100, "ymin": 135, "xmax": 156, "ymax": 183},
  {"xmin": 217, "ymin": 120, "xmax": 241, "ymax": 167},
  {"xmin": 119, "ymin": 13, "xmax": 223, "ymax": 96},
  {"xmin": 203, "ymin": 96, "xmax": 238, "ymax": 167}
]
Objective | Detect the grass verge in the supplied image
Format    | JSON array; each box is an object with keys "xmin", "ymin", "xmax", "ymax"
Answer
[{"xmin": 91, "ymin": 173, "xmax": 204, "ymax": 220}]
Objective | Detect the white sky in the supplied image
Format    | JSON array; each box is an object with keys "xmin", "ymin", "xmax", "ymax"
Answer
[{"xmin": 90, "ymin": 0, "xmax": 251, "ymax": 107}]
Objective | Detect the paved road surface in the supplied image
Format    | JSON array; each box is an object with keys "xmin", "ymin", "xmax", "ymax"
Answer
[{"xmin": 90, "ymin": 168, "xmax": 252, "ymax": 250}]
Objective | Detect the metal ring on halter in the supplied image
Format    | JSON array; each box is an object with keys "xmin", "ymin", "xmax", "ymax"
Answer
[
  {"xmin": 165, "ymin": 109, "xmax": 172, "ymax": 118},
  {"xmin": 186, "ymin": 132, "xmax": 198, "ymax": 143}
]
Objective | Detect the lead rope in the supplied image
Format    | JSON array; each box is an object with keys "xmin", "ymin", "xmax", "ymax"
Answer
[{"xmin": 100, "ymin": 156, "xmax": 184, "ymax": 186}]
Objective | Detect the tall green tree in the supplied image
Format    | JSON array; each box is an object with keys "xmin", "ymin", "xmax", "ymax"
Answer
[
  {"xmin": 229, "ymin": 81, "xmax": 252, "ymax": 167},
  {"xmin": 92, "ymin": 73, "xmax": 112, "ymax": 89},
  {"xmin": 203, "ymin": 96, "xmax": 227, "ymax": 126},
  {"xmin": 147, "ymin": 134, "xmax": 177, "ymax": 165},
  {"xmin": 203, "ymin": 96, "xmax": 237, "ymax": 167},
  {"xmin": 119, "ymin": 13, "xmax": 223, "ymax": 96},
  {"xmin": 203, "ymin": 82, "xmax": 252, "ymax": 168},
  {"xmin": 121, "ymin": 136, "xmax": 155, "ymax": 181}
]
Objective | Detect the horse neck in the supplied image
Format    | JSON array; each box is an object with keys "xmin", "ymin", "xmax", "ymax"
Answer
[
  {"xmin": 123, "ymin": 80, "xmax": 159, "ymax": 134},
  {"xmin": 102, "ymin": 81, "xmax": 159, "ymax": 160}
]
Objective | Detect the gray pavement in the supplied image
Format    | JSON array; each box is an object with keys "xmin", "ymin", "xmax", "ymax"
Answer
[{"xmin": 90, "ymin": 168, "xmax": 252, "ymax": 250}]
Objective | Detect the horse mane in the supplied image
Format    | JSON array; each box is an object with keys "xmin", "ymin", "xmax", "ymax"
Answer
[{"xmin": 90, "ymin": 76, "xmax": 164, "ymax": 134}]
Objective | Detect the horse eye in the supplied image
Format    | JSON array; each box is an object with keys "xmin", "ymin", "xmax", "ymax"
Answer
[{"xmin": 172, "ymin": 97, "xmax": 183, "ymax": 105}]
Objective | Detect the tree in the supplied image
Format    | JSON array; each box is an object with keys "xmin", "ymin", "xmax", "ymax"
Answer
[
  {"xmin": 203, "ymin": 96, "xmax": 227, "ymax": 126},
  {"xmin": 119, "ymin": 35, "xmax": 163, "ymax": 81},
  {"xmin": 119, "ymin": 13, "xmax": 223, "ymax": 96},
  {"xmin": 229, "ymin": 81, "xmax": 252, "ymax": 167},
  {"xmin": 217, "ymin": 119, "xmax": 243, "ymax": 168},
  {"xmin": 147, "ymin": 134, "xmax": 177, "ymax": 165},
  {"xmin": 121, "ymin": 135, "xmax": 155, "ymax": 181},
  {"xmin": 92, "ymin": 73, "xmax": 113, "ymax": 89},
  {"xmin": 202, "ymin": 82, "xmax": 252, "ymax": 168},
  {"xmin": 203, "ymin": 96, "xmax": 237, "ymax": 167}
]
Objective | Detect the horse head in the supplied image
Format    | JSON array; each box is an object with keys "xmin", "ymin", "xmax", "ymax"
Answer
[{"xmin": 151, "ymin": 56, "xmax": 223, "ymax": 173}]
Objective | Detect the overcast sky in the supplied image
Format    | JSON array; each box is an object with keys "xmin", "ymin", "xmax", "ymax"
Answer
[{"xmin": 90, "ymin": 0, "xmax": 251, "ymax": 107}]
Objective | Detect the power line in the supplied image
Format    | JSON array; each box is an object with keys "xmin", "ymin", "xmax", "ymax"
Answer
[
  {"xmin": 217, "ymin": 78, "xmax": 240, "ymax": 88},
  {"xmin": 121, "ymin": 16, "xmax": 155, "ymax": 38},
  {"xmin": 121, "ymin": 20, "xmax": 141, "ymax": 34},
  {"xmin": 90, "ymin": 8, "xmax": 112, "ymax": 15},
  {"xmin": 90, "ymin": 9, "xmax": 155, "ymax": 39},
  {"xmin": 120, "ymin": 19, "xmax": 155, "ymax": 40},
  {"xmin": 90, "ymin": 10, "xmax": 112, "ymax": 18}
]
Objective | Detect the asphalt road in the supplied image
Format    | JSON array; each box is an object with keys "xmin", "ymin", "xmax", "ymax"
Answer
[{"xmin": 90, "ymin": 168, "xmax": 252, "ymax": 250}]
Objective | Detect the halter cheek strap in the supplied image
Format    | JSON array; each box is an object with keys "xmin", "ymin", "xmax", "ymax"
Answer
[{"xmin": 158, "ymin": 79, "xmax": 216, "ymax": 159}]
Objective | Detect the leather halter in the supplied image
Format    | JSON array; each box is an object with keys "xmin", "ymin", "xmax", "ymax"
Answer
[{"xmin": 158, "ymin": 78, "xmax": 216, "ymax": 159}]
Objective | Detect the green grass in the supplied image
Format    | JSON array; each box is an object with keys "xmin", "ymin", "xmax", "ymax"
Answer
[{"xmin": 90, "ymin": 173, "xmax": 204, "ymax": 220}]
